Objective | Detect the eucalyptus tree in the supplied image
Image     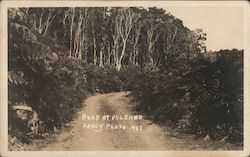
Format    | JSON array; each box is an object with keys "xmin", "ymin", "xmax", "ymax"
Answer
[
  {"xmin": 143, "ymin": 7, "xmax": 166, "ymax": 66},
  {"xmin": 27, "ymin": 8, "xmax": 58, "ymax": 37},
  {"xmin": 108, "ymin": 7, "xmax": 141, "ymax": 71}
]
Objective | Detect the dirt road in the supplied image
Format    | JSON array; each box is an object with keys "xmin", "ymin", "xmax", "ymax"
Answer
[{"xmin": 41, "ymin": 92, "xmax": 239, "ymax": 150}]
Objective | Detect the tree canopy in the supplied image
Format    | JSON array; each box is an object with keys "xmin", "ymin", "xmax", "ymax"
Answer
[{"xmin": 9, "ymin": 7, "xmax": 206, "ymax": 71}]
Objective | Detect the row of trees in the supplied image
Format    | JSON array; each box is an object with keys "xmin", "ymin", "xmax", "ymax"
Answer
[{"xmin": 9, "ymin": 7, "xmax": 206, "ymax": 71}]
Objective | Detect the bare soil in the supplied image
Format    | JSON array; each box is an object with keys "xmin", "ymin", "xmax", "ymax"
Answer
[{"xmin": 26, "ymin": 92, "xmax": 242, "ymax": 150}]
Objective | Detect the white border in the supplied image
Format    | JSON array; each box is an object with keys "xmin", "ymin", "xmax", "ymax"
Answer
[{"xmin": 1, "ymin": 1, "xmax": 250, "ymax": 157}]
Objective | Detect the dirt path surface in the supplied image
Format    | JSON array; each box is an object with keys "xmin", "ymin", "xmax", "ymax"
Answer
[{"xmin": 40, "ymin": 92, "xmax": 239, "ymax": 150}]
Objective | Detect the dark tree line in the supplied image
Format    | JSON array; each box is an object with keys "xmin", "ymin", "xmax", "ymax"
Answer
[{"xmin": 8, "ymin": 7, "xmax": 206, "ymax": 71}]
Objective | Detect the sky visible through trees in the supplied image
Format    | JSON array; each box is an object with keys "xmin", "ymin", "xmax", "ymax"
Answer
[
  {"xmin": 165, "ymin": 6, "xmax": 244, "ymax": 51},
  {"xmin": 8, "ymin": 7, "xmax": 207, "ymax": 71}
]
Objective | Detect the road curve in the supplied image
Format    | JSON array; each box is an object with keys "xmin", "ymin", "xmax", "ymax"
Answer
[{"xmin": 41, "ymin": 92, "xmax": 238, "ymax": 150}]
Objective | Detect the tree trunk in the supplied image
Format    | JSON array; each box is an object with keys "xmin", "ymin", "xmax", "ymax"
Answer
[
  {"xmin": 129, "ymin": 52, "xmax": 133, "ymax": 64},
  {"xmin": 38, "ymin": 10, "xmax": 45, "ymax": 34},
  {"xmin": 117, "ymin": 40, "xmax": 127, "ymax": 71},
  {"xmin": 99, "ymin": 50, "xmax": 104, "ymax": 67},
  {"xmin": 132, "ymin": 23, "xmax": 142, "ymax": 65},
  {"xmin": 133, "ymin": 47, "xmax": 137, "ymax": 65},
  {"xmin": 107, "ymin": 43, "xmax": 111, "ymax": 65},
  {"xmin": 148, "ymin": 41, "xmax": 154, "ymax": 65},
  {"xmin": 69, "ymin": 11, "xmax": 75, "ymax": 57},
  {"xmin": 92, "ymin": 22, "xmax": 97, "ymax": 65},
  {"xmin": 117, "ymin": 63, "xmax": 122, "ymax": 71}
]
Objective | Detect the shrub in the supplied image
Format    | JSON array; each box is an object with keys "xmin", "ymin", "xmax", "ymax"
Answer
[
  {"xmin": 188, "ymin": 50, "xmax": 243, "ymax": 142},
  {"xmin": 128, "ymin": 50, "xmax": 243, "ymax": 144},
  {"xmin": 8, "ymin": 22, "xmax": 89, "ymax": 140},
  {"xmin": 85, "ymin": 65, "xmax": 121, "ymax": 93},
  {"xmin": 8, "ymin": 22, "xmax": 124, "ymax": 138}
]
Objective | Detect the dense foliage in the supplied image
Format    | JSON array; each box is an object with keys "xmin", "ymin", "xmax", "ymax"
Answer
[
  {"xmin": 8, "ymin": 7, "xmax": 206, "ymax": 71},
  {"xmin": 8, "ymin": 7, "xmax": 243, "ymax": 147},
  {"xmin": 8, "ymin": 22, "xmax": 121, "ymax": 142},
  {"xmin": 128, "ymin": 50, "xmax": 243, "ymax": 143}
]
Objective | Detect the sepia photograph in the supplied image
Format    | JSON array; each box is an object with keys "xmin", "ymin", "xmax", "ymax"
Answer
[{"xmin": 0, "ymin": 1, "xmax": 250, "ymax": 157}]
